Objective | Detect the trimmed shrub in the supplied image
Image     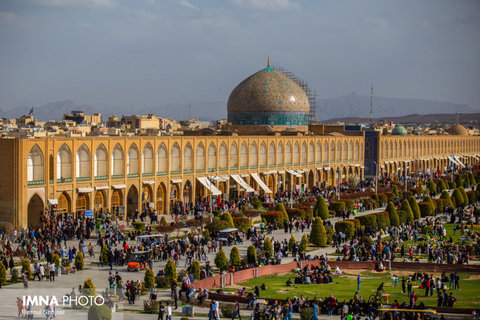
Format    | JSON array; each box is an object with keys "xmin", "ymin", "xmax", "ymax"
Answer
[
  {"xmin": 381, "ymin": 212, "xmax": 390, "ymax": 226},
  {"xmin": 244, "ymin": 210, "xmax": 260, "ymax": 218},
  {"xmin": 459, "ymin": 187, "xmax": 469, "ymax": 205},
  {"xmin": 328, "ymin": 201, "xmax": 345, "ymax": 215},
  {"xmin": 74, "ymin": 251, "xmax": 85, "ymax": 270},
  {"xmin": 275, "ymin": 203, "xmax": 289, "ymax": 221},
  {"xmin": 377, "ymin": 193, "xmax": 388, "ymax": 205},
  {"xmin": 409, "ymin": 196, "xmax": 421, "ymax": 220},
  {"xmin": 437, "ymin": 179, "xmax": 447, "ymax": 192},
  {"xmin": 371, "ymin": 194, "xmax": 380, "ymax": 206},
  {"xmin": 334, "ymin": 220, "xmax": 355, "ymax": 238},
  {"xmin": 435, "ymin": 199, "xmax": 444, "ymax": 213},
  {"xmin": 400, "ymin": 199, "xmax": 414, "ymax": 223},
  {"xmin": 309, "ymin": 218, "xmax": 327, "ymax": 247},
  {"xmin": 214, "ymin": 249, "xmax": 228, "ymax": 271},
  {"xmin": 325, "ymin": 226, "xmax": 334, "ymax": 244},
  {"xmin": 467, "ymin": 172, "xmax": 476, "ymax": 186},
  {"xmin": 189, "ymin": 260, "xmax": 201, "ymax": 280},
  {"xmin": 160, "ymin": 216, "xmax": 167, "ymax": 225},
  {"xmin": 0, "ymin": 261, "xmax": 6, "ymax": 287},
  {"xmin": 452, "ymin": 188, "xmax": 465, "ymax": 206},
  {"xmin": 448, "ymin": 181, "xmax": 456, "ymax": 189},
  {"xmin": 203, "ymin": 229, "xmax": 210, "ymax": 241},
  {"xmin": 261, "ymin": 211, "xmax": 284, "ymax": 227},
  {"xmin": 300, "ymin": 234, "xmax": 308, "ymax": 251},
  {"xmin": 375, "ymin": 212, "xmax": 387, "ymax": 229},
  {"xmin": 455, "ymin": 175, "xmax": 464, "ymax": 188},
  {"xmin": 300, "ymin": 307, "xmax": 313, "ymax": 320},
  {"xmin": 393, "ymin": 185, "xmax": 399, "ymax": 197},
  {"xmin": 233, "ymin": 217, "xmax": 252, "ymax": 232},
  {"xmin": 286, "ymin": 208, "xmax": 306, "ymax": 219},
  {"xmin": 230, "ymin": 246, "xmax": 241, "ymax": 267},
  {"xmin": 418, "ymin": 201, "xmax": 433, "ymax": 217},
  {"xmin": 398, "ymin": 210, "xmax": 408, "ymax": 224},
  {"xmin": 314, "ymin": 197, "xmax": 329, "ymax": 219},
  {"xmin": 386, "ymin": 202, "xmax": 400, "ymax": 226},
  {"xmin": 220, "ymin": 212, "xmax": 235, "ymax": 228},
  {"xmin": 21, "ymin": 258, "xmax": 32, "ymax": 278},
  {"xmin": 52, "ymin": 253, "xmax": 61, "ymax": 268},
  {"xmin": 288, "ymin": 235, "xmax": 297, "ymax": 252},
  {"xmin": 264, "ymin": 237, "xmax": 274, "ymax": 257},
  {"xmin": 165, "ymin": 258, "xmax": 177, "ymax": 282},
  {"xmin": 247, "ymin": 245, "xmax": 257, "ymax": 264},
  {"xmin": 342, "ymin": 199, "xmax": 355, "ymax": 211},
  {"xmin": 132, "ymin": 222, "xmax": 145, "ymax": 231},
  {"xmin": 220, "ymin": 304, "xmax": 236, "ymax": 318},
  {"xmin": 83, "ymin": 278, "xmax": 97, "ymax": 296},
  {"xmin": 423, "ymin": 225, "xmax": 434, "ymax": 235},
  {"xmin": 357, "ymin": 214, "xmax": 378, "ymax": 229},
  {"xmin": 144, "ymin": 300, "xmax": 159, "ymax": 314},
  {"xmin": 251, "ymin": 199, "xmax": 263, "ymax": 209},
  {"xmin": 467, "ymin": 191, "xmax": 478, "ymax": 205},
  {"xmin": 301, "ymin": 206, "xmax": 314, "ymax": 219},
  {"xmin": 386, "ymin": 192, "xmax": 395, "ymax": 202},
  {"xmin": 440, "ymin": 190, "xmax": 454, "ymax": 207},
  {"xmin": 348, "ymin": 218, "xmax": 361, "ymax": 229},
  {"xmin": 427, "ymin": 180, "xmax": 436, "ymax": 194},
  {"xmin": 205, "ymin": 219, "xmax": 231, "ymax": 235},
  {"xmin": 423, "ymin": 196, "xmax": 436, "ymax": 210},
  {"xmin": 359, "ymin": 236, "xmax": 373, "ymax": 250},
  {"xmin": 88, "ymin": 304, "xmax": 111, "ymax": 320},
  {"xmin": 144, "ymin": 268, "xmax": 155, "ymax": 289}
]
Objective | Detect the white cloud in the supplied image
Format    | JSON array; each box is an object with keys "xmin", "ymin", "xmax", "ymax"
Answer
[
  {"xmin": 0, "ymin": 12, "xmax": 30, "ymax": 27},
  {"xmin": 38, "ymin": 0, "xmax": 116, "ymax": 8},
  {"xmin": 228, "ymin": 0, "xmax": 298, "ymax": 11},
  {"xmin": 179, "ymin": 0, "xmax": 200, "ymax": 11}
]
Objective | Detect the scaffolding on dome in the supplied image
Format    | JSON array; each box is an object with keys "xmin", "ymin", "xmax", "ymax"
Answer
[{"xmin": 272, "ymin": 63, "xmax": 318, "ymax": 124}]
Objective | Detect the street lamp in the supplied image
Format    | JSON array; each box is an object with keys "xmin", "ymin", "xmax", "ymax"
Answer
[
  {"xmin": 337, "ymin": 165, "xmax": 342, "ymax": 200},
  {"xmin": 373, "ymin": 161, "xmax": 378, "ymax": 195},
  {"xmin": 207, "ymin": 174, "xmax": 213, "ymax": 222}
]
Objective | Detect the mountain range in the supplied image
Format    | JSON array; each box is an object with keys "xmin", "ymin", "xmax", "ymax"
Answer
[{"xmin": 1, "ymin": 94, "xmax": 477, "ymax": 122}]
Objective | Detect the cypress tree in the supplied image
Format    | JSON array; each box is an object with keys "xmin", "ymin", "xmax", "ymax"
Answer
[
  {"xmin": 309, "ymin": 218, "xmax": 327, "ymax": 246},
  {"xmin": 436, "ymin": 179, "xmax": 447, "ymax": 192},
  {"xmin": 214, "ymin": 249, "xmax": 228, "ymax": 271},
  {"xmin": 144, "ymin": 268, "xmax": 155, "ymax": 288},
  {"xmin": 400, "ymin": 199, "xmax": 414, "ymax": 223},
  {"xmin": 459, "ymin": 187, "xmax": 469, "ymax": 205},
  {"xmin": 275, "ymin": 203, "xmax": 289, "ymax": 221},
  {"xmin": 288, "ymin": 235, "xmax": 297, "ymax": 252},
  {"xmin": 452, "ymin": 188, "xmax": 464, "ymax": 206},
  {"xmin": 314, "ymin": 197, "xmax": 329, "ymax": 220},
  {"xmin": 455, "ymin": 175, "xmax": 463, "ymax": 188},
  {"xmin": 427, "ymin": 180, "xmax": 436, "ymax": 194},
  {"xmin": 409, "ymin": 196, "xmax": 421, "ymax": 220},
  {"xmin": 300, "ymin": 234, "xmax": 308, "ymax": 251},
  {"xmin": 393, "ymin": 185, "xmax": 399, "ymax": 197},
  {"xmin": 230, "ymin": 246, "xmax": 241, "ymax": 267},
  {"xmin": 246, "ymin": 245, "xmax": 257, "ymax": 265},
  {"xmin": 220, "ymin": 212, "xmax": 235, "ymax": 228},
  {"xmin": 190, "ymin": 260, "xmax": 201, "ymax": 279},
  {"xmin": 0, "ymin": 261, "xmax": 6, "ymax": 288},
  {"xmin": 165, "ymin": 258, "xmax": 177, "ymax": 282},
  {"xmin": 440, "ymin": 190, "xmax": 454, "ymax": 207},
  {"xmin": 263, "ymin": 237, "xmax": 274, "ymax": 258},
  {"xmin": 386, "ymin": 202, "xmax": 400, "ymax": 226}
]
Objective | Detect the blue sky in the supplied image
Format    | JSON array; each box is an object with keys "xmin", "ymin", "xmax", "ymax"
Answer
[{"xmin": 0, "ymin": 0, "xmax": 479, "ymax": 113}]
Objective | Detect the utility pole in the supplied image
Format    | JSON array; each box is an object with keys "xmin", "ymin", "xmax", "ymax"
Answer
[{"xmin": 369, "ymin": 83, "xmax": 374, "ymax": 127}]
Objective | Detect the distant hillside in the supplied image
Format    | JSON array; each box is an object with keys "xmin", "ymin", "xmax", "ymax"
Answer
[
  {"xmin": 316, "ymin": 93, "xmax": 478, "ymax": 120},
  {"xmin": 0, "ymin": 100, "xmax": 97, "ymax": 121},
  {"xmin": 322, "ymin": 112, "xmax": 480, "ymax": 125}
]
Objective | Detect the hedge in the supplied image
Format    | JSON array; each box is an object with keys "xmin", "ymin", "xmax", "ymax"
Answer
[
  {"xmin": 341, "ymin": 199, "xmax": 355, "ymax": 211},
  {"xmin": 386, "ymin": 202, "xmax": 400, "ymax": 226},
  {"xmin": 357, "ymin": 214, "xmax": 378, "ymax": 229},
  {"xmin": 440, "ymin": 190, "xmax": 454, "ymax": 208},
  {"xmin": 452, "ymin": 188, "xmax": 464, "ymax": 206},
  {"xmin": 418, "ymin": 201, "xmax": 433, "ymax": 217},
  {"xmin": 314, "ymin": 197, "xmax": 330, "ymax": 220},
  {"xmin": 132, "ymin": 222, "xmax": 145, "ymax": 231},
  {"xmin": 423, "ymin": 196, "xmax": 436, "ymax": 210},
  {"xmin": 459, "ymin": 187, "xmax": 469, "ymax": 205},
  {"xmin": 381, "ymin": 211, "xmax": 391, "ymax": 226},
  {"xmin": 398, "ymin": 210, "xmax": 408, "ymax": 224},
  {"xmin": 205, "ymin": 219, "xmax": 231, "ymax": 234},
  {"xmin": 287, "ymin": 208, "xmax": 306, "ymax": 219},
  {"xmin": 328, "ymin": 201, "xmax": 345, "ymax": 215},
  {"xmin": 335, "ymin": 220, "xmax": 355, "ymax": 238},
  {"xmin": 448, "ymin": 181, "xmax": 456, "ymax": 189},
  {"xmin": 434, "ymin": 199, "xmax": 444, "ymax": 213},
  {"xmin": 275, "ymin": 203, "xmax": 289, "ymax": 221},
  {"xmin": 409, "ymin": 196, "xmax": 421, "ymax": 220},
  {"xmin": 326, "ymin": 226, "xmax": 334, "ymax": 244},
  {"xmin": 467, "ymin": 191, "xmax": 478, "ymax": 205},
  {"xmin": 400, "ymin": 199, "xmax": 414, "ymax": 223},
  {"xmin": 88, "ymin": 305, "xmax": 112, "ymax": 320},
  {"xmin": 261, "ymin": 211, "xmax": 284, "ymax": 227},
  {"xmin": 436, "ymin": 179, "xmax": 447, "ymax": 192},
  {"xmin": 455, "ymin": 175, "xmax": 464, "ymax": 188},
  {"xmin": 375, "ymin": 212, "xmax": 387, "ymax": 229},
  {"xmin": 233, "ymin": 217, "xmax": 252, "ymax": 232},
  {"xmin": 347, "ymin": 218, "xmax": 361, "ymax": 229},
  {"xmin": 427, "ymin": 180, "xmax": 437, "ymax": 194}
]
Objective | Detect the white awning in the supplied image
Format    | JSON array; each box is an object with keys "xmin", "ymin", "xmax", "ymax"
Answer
[
  {"xmin": 449, "ymin": 156, "xmax": 461, "ymax": 166},
  {"xmin": 251, "ymin": 173, "xmax": 272, "ymax": 194},
  {"xmin": 48, "ymin": 199, "xmax": 58, "ymax": 205},
  {"xmin": 454, "ymin": 156, "xmax": 466, "ymax": 168},
  {"xmin": 197, "ymin": 177, "xmax": 222, "ymax": 196},
  {"xmin": 240, "ymin": 174, "xmax": 249, "ymax": 178},
  {"xmin": 112, "ymin": 184, "xmax": 126, "ymax": 189},
  {"xmin": 323, "ymin": 166, "xmax": 331, "ymax": 171},
  {"xmin": 354, "ymin": 164, "xmax": 360, "ymax": 167},
  {"xmin": 143, "ymin": 180, "xmax": 155, "ymax": 185},
  {"xmin": 211, "ymin": 176, "xmax": 229, "ymax": 183},
  {"xmin": 95, "ymin": 186, "xmax": 109, "ymax": 190},
  {"xmin": 299, "ymin": 169, "xmax": 308, "ymax": 173},
  {"xmin": 171, "ymin": 179, "xmax": 183, "ymax": 184},
  {"xmin": 472, "ymin": 155, "xmax": 480, "ymax": 161},
  {"xmin": 287, "ymin": 169, "xmax": 302, "ymax": 178},
  {"xmin": 263, "ymin": 170, "xmax": 277, "ymax": 175},
  {"xmin": 77, "ymin": 187, "xmax": 93, "ymax": 193},
  {"xmin": 361, "ymin": 166, "xmax": 365, "ymax": 169},
  {"xmin": 316, "ymin": 167, "xmax": 322, "ymax": 171},
  {"xmin": 277, "ymin": 170, "xmax": 285, "ymax": 174},
  {"xmin": 231, "ymin": 175, "xmax": 255, "ymax": 193}
]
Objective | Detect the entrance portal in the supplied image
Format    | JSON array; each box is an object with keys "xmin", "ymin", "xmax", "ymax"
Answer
[{"xmin": 28, "ymin": 194, "xmax": 44, "ymax": 228}]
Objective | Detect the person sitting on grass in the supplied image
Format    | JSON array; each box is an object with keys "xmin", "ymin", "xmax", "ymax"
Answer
[{"xmin": 286, "ymin": 278, "xmax": 294, "ymax": 287}]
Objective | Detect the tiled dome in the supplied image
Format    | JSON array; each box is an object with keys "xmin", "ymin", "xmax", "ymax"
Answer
[
  {"xmin": 227, "ymin": 61, "xmax": 310, "ymax": 127},
  {"xmin": 391, "ymin": 125, "xmax": 407, "ymax": 135}
]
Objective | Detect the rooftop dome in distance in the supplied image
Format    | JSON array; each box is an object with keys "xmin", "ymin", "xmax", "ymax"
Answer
[
  {"xmin": 447, "ymin": 123, "xmax": 468, "ymax": 136},
  {"xmin": 227, "ymin": 58, "xmax": 310, "ymax": 127},
  {"xmin": 391, "ymin": 125, "xmax": 407, "ymax": 135}
]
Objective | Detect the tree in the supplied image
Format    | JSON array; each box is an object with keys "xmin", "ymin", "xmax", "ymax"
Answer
[
  {"xmin": 455, "ymin": 175, "xmax": 464, "ymax": 188},
  {"xmin": 0, "ymin": 261, "xmax": 6, "ymax": 288},
  {"xmin": 452, "ymin": 188, "xmax": 464, "ymax": 206},
  {"xmin": 459, "ymin": 187, "xmax": 469, "ymax": 205},
  {"xmin": 275, "ymin": 203, "xmax": 289, "ymax": 221},
  {"xmin": 288, "ymin": 235, "xmax": 297, "ymax": 252},
  {"xmin": 436, "ymin": 179, "xmax": 447, "ymax": 192},
  {"xmin": 74, "ymin": 251, "xmax": 85, "ymax": 270},
  {"xmin": 21, "ymin": 258, "xmax": 32, "ymax": 278},
  {"xmin": 427, "ymin": 180, "xmax": 436, "ymax": 194},
  {"xmin": 83, "ymin": 278, "xmax": 97, "ymax": 296},
  {"xmin": 263, "ymin": 237, "xmax": 274, "ymax": 258},
  {"xmin": 423, "ymin": 196, "xmax": 436, "ymax": 211},
  {"xmin": 101, "ymin": 244, "xmax": 109, "ymax": 265},
  {"xmin": 309, "ymin": 218, "xmax": 327, "ymax": 246},
  {"xmin": 144, "ymin": 268, "xmax": 155, "ymax": 289},
  {"xmin": 52, "ymin": 254, "xmax": 61, "ymax": 268},
  {"xmin": 190, "ymin": 260, "xmax": 201, "ymax": 280},
  {"xmin": 313, "ymin": 197, "xmax": 329, "ymax": 220},
  {"xmin": 300, "ymin": 234, "xmax": 308, "ymax": 251},
  {"xmin": 214, "ymin": 249, "xmax": 228, "ymax": 271},
  {"xmin": 400, "ymin": 199, "xmax": 414, "ymax": 223},
  {"xmin": 165, "ymin": 258, "xmax": 177, "ymax": 283},
  {"xmin": 220, "ymin": 212, "xmax": 235, "ymax": 228},
  {"xmin": 392, "ymin": 185, "xmax": 399, "ymax": 197},
  {"xmin": 88, "ymin": 304, "xmax": 111, "ymax": 320},
  {"xmin": 203, "ymin": 229, "xmax": 210, "ymax": 242},
  {"xmin": 386, "ymin": 202, "xmax": 400, "ymax": 226},
  {"xmin": 230, "ymin": 247, "xmax": 241, "ymax": 267},
  {"xmin": 409, "ymin": 196, "xmax": 421, "ymax": 220},
  {"xmin": 247, "ymin": 245, "xmax": 257, "ymax": 265}
]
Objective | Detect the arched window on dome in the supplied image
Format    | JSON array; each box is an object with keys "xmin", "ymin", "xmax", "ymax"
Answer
[
  {"xmin": 268, "ymin": 142, "xmax": 275, "ymax": 167},
  {"xmin": 259, "ymin": 142, "xmax": 267, "ymax": 168},
  {"xmin": 240, "ymin": 142, "xmax": 248, "ymax": 169},
  {"xmin": 293, "ymin": 142, "xmax": 300, "ymax": 166},
  {"xmin": 277, "ymin": 142, "xmax": 284, "ymax": 167},
  {"xmin": 250, "ymin": 142, "xmax": 258, "ymax": 168},
  {"xmin": 195, "ymin": 143, "xmax": 205, "ymax": 172},
  {"xmin": 286, "ymin": 142, "xmax": 292, "ymax": 166},
  {"xmin": 230, "ymin": 142, "xmax": 238, "ymax": 169}
]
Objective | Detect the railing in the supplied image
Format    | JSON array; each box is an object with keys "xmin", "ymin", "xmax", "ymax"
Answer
[
  {"xmin": 170, "ymin": 170, "xmax": 181, "ymax": 175},
  {"xmin": 250, "ymin": 165, "xmax": 257, "ymax": 169},
  {"xmin": 127, "ymin": 173, "xmax": 139, "ymax": 178},
  {"xmin": 142, "ymin": 172, "xmax": 154, "ymax": 177},
  {"xmin": 94, "ymin": 175, "xmax": 108, "ymax": 181},
  {"xmin": 27, "ymin": 180, "xmax": 44, "ymax": 186},
  {"xmin": 183, "ymin": 170, "xmax": 193, "ymax": 174},
  {"xmin": 240, "ymin": 166, "xmax": 248, "ymax": 170},
  {"xmin": 207, "ymin": 168, "xmax": 216, "ymax": 173},
  {"xmin": 111, "ymin": 174, "xmax": 123, "ymax": 179},
  {"xmin": 56, "ymin": 178, "xmax": 72, "ymax": 183},
  {"xmin": 230, "ymin": 166, "xmax": 238, "ymax": 170},
  {"xmin": 157, "ymin": 171, "xmax": 167, "ymax": 176},
  {"xmin": 76, "ymin": 177, "xmax": 90, "ymax": 182},
  {"xmin": 195, "ymin": 169, "xmax": 205, "ymax": 173},
  {"xmin": 49, "ymin": 179, "xmax": 54, "ymax": 184}
]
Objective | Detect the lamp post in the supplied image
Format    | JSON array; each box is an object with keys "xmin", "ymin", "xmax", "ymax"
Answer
[
  {"xmin": 373, "ymin": 161, "xmax": 378, "ymax": 195},
  {"xmin": 337, "ymin": 165, "xmax": 342, "ymax": 200},
  {"xmin": 207, "ymin": 175, "xmax": 213, "ymax": 222}
]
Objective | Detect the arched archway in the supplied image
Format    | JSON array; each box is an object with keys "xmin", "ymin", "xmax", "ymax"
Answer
[
  {"xmin": 156, "ymin": 183, "xmax": 166, "ymax": 214},
  {"xmin": 127, "ymin": 185, "xmax": 139, "ymax": 218},
  {"xmin": 308, "ymin": 170, "xmax": 314, "ymax": 188},
  {"xmin": 76, "ymin": 193, "xmax": 89, "ymax": 216},
  {"xmin": 267, "ymin": 175, "xmax": 275, "ymax": 194},
  {"xmin": 111, "ymin": 189, "xmax": 123, "ymax": 217},
  {"xmin": 183, "ymin": 180, "xmax": 192, "ymax": 204},
  {"xmin": 27, "ymin": 194, "xmax": 43, "ymax": 227},
  {"xmin": 142, "ymin": 184, "xmax": 153, "ymax": 210},
  {"xmin": 57, "ymin": 192, "xmax": 71, "ymax": 214},
  {"xmin": 94, "ymin": 190, "xmax": 106, "ymax": 216}
]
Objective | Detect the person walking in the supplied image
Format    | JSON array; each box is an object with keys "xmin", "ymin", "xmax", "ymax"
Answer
[
  {"xmin": 232, "ymin": 301, "xmax": 241, "ymax": 320},
  {"xmin": 157, "ymin": 301, "xmax": 165, "ymax": 320},
  {"xmin": 357, "ymin": 274, "xmax": 361, "ymax": 291},
  {"xmin": 311, "ymin": 301, "xmax": 319, "ymax": 320}
]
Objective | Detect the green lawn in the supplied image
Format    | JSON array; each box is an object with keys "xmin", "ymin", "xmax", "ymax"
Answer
[{"xmin": 228, "ymin": 271, "xmax": 480, "ymax": 308}]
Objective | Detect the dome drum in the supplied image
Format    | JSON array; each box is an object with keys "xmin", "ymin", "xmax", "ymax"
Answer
[{"xmin": 228, "ymin": 110, "xmax": 308, "ymax": 126}]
